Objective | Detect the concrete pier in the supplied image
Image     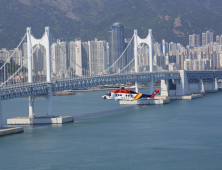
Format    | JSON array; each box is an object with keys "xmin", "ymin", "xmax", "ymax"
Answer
[
  {"xmin": 119, "ymin": 99, "xmax": 170, "ymax": 105},
  {"xmin": 155, "ymin": 94, "xmax": 203, "ymax": 100},
  {"xmin": 218, "ymin": 87, "xmax": 222, "ymax": 91},
  {"xmin": 0, "ymin": 127, "xmax": 24, "ymax": 137},
  {"xmin": 201, "ymin": 90, "xmax": 218, "ymax": 93},
  {"xmin": 7, "ymin": 116, "xmax": 74, "ymax": 125}
]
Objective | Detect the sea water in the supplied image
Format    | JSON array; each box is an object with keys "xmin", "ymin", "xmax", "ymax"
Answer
[{"xmin": 0, "ymin": 84, "xmax": 222, "ymax": 170}]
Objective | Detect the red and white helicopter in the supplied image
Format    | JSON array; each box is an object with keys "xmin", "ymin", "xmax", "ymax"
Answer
[{"xmin": 102, "ymin": 86, "xmax": 159, "ymax": 101}]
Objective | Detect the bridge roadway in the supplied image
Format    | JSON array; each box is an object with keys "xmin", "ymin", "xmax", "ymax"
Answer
[
  {"xmin": 186, "ymin": 71, "xmax": 222, "ymax": 80},
  {"xmin": 0, "ymin": 71, "xmax": 180, "ymax": 100},
  {"xmin": 2, "ymin": 70, "xmax": 222, "ymax": 101}
]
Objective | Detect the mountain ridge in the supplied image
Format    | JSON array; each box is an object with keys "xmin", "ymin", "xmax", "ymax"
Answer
[{"xmin": 0, "ymin": 0, "xmax": 222, "ymax": 49}]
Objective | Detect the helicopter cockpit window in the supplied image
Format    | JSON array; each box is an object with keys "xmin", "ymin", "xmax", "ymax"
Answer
[{"xmin": 106, "ymin": 92, "xmax": 111, "ymax": 96}]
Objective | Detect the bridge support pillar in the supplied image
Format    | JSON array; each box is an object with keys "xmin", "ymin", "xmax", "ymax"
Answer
[
  {"xmin": 201, "ymin": 79, "xmax": 205, "ymax": 91},
  {"xmin": 29, "ymin": 96, "xmax": 36, "ymax": 118},
  {"xmin": 175, "ymin": 70, "xmax": 190, "ymax": 96},
  {"xmin": 46, "ymin": 83, "xmax": 53, "ymax": 117},
  {"xmin": 149, "ymin": 75, "xmax": 154, "ymax": 94},
  {"xmin": 198, "ymin": 80, "xmax": 202, "ymax": 93},
  {"xmin": 214, "ymin": 78, "xmax": 218, "ymax": 90},
  {"xmin": 161, "ymin": 80, "xmax": 169, "ymax": 96},
  {"xmin": 160, "ymin": 70, "xmax": 190, "ymax": 97}
]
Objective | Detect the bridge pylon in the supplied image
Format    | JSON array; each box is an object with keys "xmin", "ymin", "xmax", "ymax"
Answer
[
  {"xmin": 134, "ymin": 29, "xmax": 153, "ymax": 93},
  {"xmin": 27, "ymin": 27, "xmax": 52, "ymax": 118}
]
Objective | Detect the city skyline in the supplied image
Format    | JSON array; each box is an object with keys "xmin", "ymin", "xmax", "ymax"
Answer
[{"xmin": 1, "ymin": 23, "xmax": 222, "ymax": 82}]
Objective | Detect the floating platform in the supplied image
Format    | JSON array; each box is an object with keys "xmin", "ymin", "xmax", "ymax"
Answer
[
  {"xmin": 218, "ymin": 87, "xmax": 222, "ymax": 91},
  {"xmin": 155, "ymin": 94, "xmax": 203, "ymax": 100},
  {"xmin": 7, "ymin": 116, "xmax": 74, "ymax": 125},
  {"xmin": 0, "ymin": 127, "xmax": 24, "ymax": 137},
  {"xmin": 201, "ymin": 90, "xmax": 218, "ymax": 93},
  {"xmin": 119, "ymin": 99, "xmax": 170, "ymax": 105}
]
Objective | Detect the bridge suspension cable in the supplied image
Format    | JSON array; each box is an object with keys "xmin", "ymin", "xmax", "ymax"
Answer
[
  {"xmin": 0, "ymin": 33, "xmax": 45, "ymax": 87},
  {"xmin": 104, "ymin": 35, "xmax": 134, "ymax": 73},
  {"xmin": 119, "ymin": 42, "xmax": 146, "ymax": 73},
  {"xmin": 54, "ymin": 41, "xmax": 91, "ymax": 78},
  {"xmin": 0, "ymin": 33, "xmax": 27, "ymax": 71},
  {"xmin": 152, "ymin": 38, "xmax": 178, "ymax": 71},
  {"xmin": 54, "ymin": 35, "xmax": 134, "ymax": 79}
]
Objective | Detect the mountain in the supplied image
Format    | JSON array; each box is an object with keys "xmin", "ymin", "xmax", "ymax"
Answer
[{"xmin": 0, "ymin": 0, "xmax": 222, "ymax": 49}]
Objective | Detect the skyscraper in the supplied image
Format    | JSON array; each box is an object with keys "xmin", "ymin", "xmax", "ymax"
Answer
[
  {"xmin": 82, "ymin": 42, "xmax": 89, "ymax": 75},
  {"xmin": 0, "ymin": 61, "xmax": 8, "ymax": 83},
  {"xmin": 68, "ymin": 41, "xmax": 76, "ymax": 73},
  {"xmin": 68, "ymin": 39, "xmax": 90, "ymax": 77},
  {"xmin": 51, "ymin": 39, "xmax": 68, "ymax": 76},
  {"xmin": 196, "ymin": 35, "xmax": 200, "ymax": 46},
  {"xmin": 75, "ymin": 38, "xmax": 83, "ymax": 77},
  {"xmin": 169, "ymin": 42, "xmax": 177, "ymax": 53},
  {"xmin": 189, "ymin": 34, "xmax": 200, "ymax": 47},
  {"xmin": 202, "ymin": 31, "xmax": 213, "ymax": 45},
  {"xmin": 32, "ymin": 45, "xmax": 46, "ymax": 73},
  {"xmin": 88, "ymin": 39, "xmax": 108, "ymax": 75},
  {"xmin": 125, "ymin": 38, "xmax": 134, "ymax": 72},
  {"xmin": 108, "ymin": 22, "xmax": 125, "ymax": 72},
  {"xmin": 162, "ymin": 39, "xmax": 169, "ymax": 54},
  {"xmin": 0, "ymin": 48, "xmax": 8, "ymax": 62},
  {"xmin": 202, "ymin": 33, "xmax": 206, "ymax": 46}
]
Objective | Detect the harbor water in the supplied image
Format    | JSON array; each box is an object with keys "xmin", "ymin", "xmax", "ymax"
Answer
[{"xmin": 0, "ymin": 83, "xmax": 222, "ymax": 170}]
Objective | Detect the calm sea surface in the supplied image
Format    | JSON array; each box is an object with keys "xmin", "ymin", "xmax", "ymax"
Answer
[{"xmin": 0, "ymin": 83, "xmax": 222, "ymax": 170}]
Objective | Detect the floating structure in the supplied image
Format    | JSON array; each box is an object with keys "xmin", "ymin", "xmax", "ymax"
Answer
[
  {"xmin": 201, "ymin": 90, "xmax": 218, "ymax": 93},
  {"xmin": 7, "ymin": 116, "xmax": 74, "ymax": 125},
  {"xmin": 0, "ymin": 127, "xmax": 24, "ymax": 137},
  {"xmin": 120, "ymin": 98, "xmax": 170, "ymax": 105},
  {"xmin": 155, "ymin": 94, "xmax": 203, "ymax": 100}
]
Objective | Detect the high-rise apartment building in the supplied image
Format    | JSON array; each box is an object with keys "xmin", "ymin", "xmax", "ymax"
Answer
[
  {"xmin": 74, "ymin": 38, "xmax": 82, "ymax": 77},
  {"xmin": 0, "ymin": 61, "xmax": 8, "ymax": 84},
  {"xmin": 68, "ymin": 39, "xmax": 90, "ymax": 77},
  {"xmin": 169, "ymin": 42, "xmax": 177, "ymax": 53},
  {"xmin": 88, "ymin": 39, "xmax": 108, "ymax": 75},
  {"xmin": 51, "ymin": 39, "xmax": 68, "ymax": 76},
  {"xmin": 124, "ymin": 38, "xmax": 133, "ymax": 72},
  {"xmin": 68, "ymin": 41, "xmax": 76, "ymax": 73},
  {"xmin": 0, "ymin": 48, "xmax": 8, "ymax": 62},
  {"xmin": 33, "ymin": 45, "xmax": 46, "ymax": 73},
  {"xmin": 22, "ymin": 43, "xmax": 28, "ymax": 67},
  {"xmin": 8, "ymin": 49, "xmax": 22, "ymax": 65},
  {"xmin": 162, "ymin": 39, "xmax": 169, "ymax": 54},
  {"xmin": 108, "ymin": 22, "xmax": 125, "ymax": 72},
  {"xmin": 82, "ymin": 42, "xmax": 89, "ymax": 75},
  {"xmin": 138, "ymin": 44, "xmax": 149, "ymax": 71},
  {"xmin": 202, "ymin": 33, "xmax": 206, "ymax": 46},
  {"xmin": 202, "ymin": 31, "xmax": 213, "ymax": 45},
  {"xmin": 216, "ymin": 35, "xmax": 222, "ymax": 45},
  {"xmin": 189, "ymin": 34, "xmax": 200, "ymax": 47},
  {"xmin": 154, "ymin": 42, "xmax": 162, "ymax": 54}
]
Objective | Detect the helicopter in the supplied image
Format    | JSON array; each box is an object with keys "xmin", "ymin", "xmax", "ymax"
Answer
[{"xmin": 102, "ymin": 88, "xmax": 159, "ymax": 101}]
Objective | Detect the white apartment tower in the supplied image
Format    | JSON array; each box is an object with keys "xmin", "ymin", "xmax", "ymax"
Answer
[
  {"xmin": 75, "ymin": 38, "xmax": 83, "ymax": 77},
  {"xmin": 51, "ymin": 39, "xmax": 68, "ymax": 76},
  {"xmin": 88, "ymin": 39, "xmax": 108, "ymax": 75}
]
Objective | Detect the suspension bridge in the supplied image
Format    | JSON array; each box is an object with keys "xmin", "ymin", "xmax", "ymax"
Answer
[{"xmin": 0, "ymin": 27, "xmax": 222, "ymax": 136}]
